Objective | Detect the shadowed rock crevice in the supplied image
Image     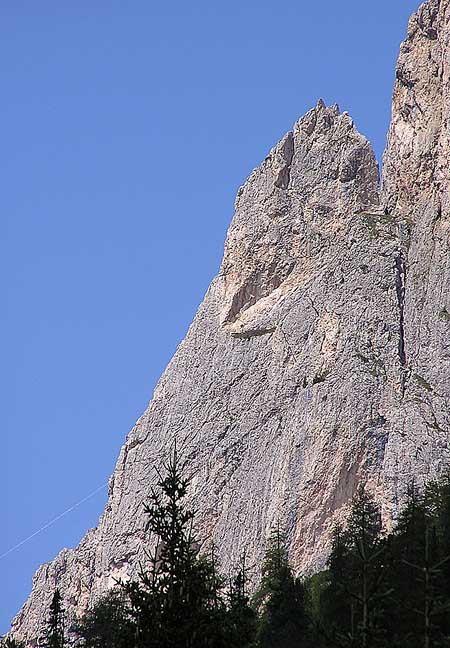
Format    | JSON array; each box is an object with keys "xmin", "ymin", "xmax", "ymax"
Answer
[
  {"xmin": 230, "ymin": 326, "xmax": 277, "ymax": 339},
  {"xmin": 274, "ymin": 131, "xmax": 294, "ymax": 189},
  {"xmin": 394, "ymin": 252, "xmax": 407, "ymax": 391},
  {"xmin": 223, "ymin": 260, "xmax": 296, "ymax": 324}
]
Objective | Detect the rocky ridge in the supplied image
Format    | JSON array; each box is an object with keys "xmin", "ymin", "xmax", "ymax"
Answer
[{"xmin": 11, "ymin": 0, "xmax": 450, "ymax": 641}]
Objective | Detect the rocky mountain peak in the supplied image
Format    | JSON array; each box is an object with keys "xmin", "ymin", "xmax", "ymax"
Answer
[
  {"xmin": 221, "ymin": 100, "xmax": 379, "ymax": 329},
  {"xmin": 9, "ymin": 1, "xmax": 450, "ymax": 642}
]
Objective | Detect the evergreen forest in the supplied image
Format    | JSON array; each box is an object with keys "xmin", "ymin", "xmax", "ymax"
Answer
[{"xmin": 5, "ymin": 453, "xmax": 450, "ymax": 648}]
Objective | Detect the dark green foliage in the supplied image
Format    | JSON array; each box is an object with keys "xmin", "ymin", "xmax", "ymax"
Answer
[
  {"xmin": 342, "ymin": 487, "xmax": 389, "ymax": 647},
  {"xmin": 226, "ymin": 553, "xmax": 257, "ymax": 647},
  {"xmin": 122, "ymin": 448, "xmax": 230, "ymax": 647},
  {"xmin": 315, "ymin": 478, "xmax": 450, "ymax": 648},
  {"xmin": 321, "ymin": 524, "xmax": 352, "ymax": 643},
  {"xmin": 253, "ymin": 525, "xmax": 310, "ymax": 647},
  {"xmin": 304, "ymin": 570, "xmax": 332, "ymax": 646},
  {"xmin": 41, "ymin": 589, "xmax": 65, "ymax": 648},
  {"xmin": 72, "ymin": 589, "xmax": 135, "ymax": 647},
  {"xmin": 320, "ymin": 488, "xmax": 390, "ymax": 647},
  {"xmin": 387, "ymin": 480, "xmax": 450, "ymax": 647},
  {"xmin": 387, "ymin": 483, "xmax": 429, "ymax": 646},
  {"xmin": 33, "ymin": 460, "xmax": 450, "ymax": 648},
  {"xmin": 425, "ymin": 473, "xmax": 450, "ymax": 605}
]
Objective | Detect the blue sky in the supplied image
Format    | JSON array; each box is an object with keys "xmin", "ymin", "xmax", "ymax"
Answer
[{"xmin": 2, "ymin": 0, "xmax": 420, "ymax": 635}]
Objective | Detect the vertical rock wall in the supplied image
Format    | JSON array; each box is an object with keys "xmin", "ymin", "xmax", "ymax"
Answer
[{"xmin": 381, "ymin": 0, "xmax": 450, "ymax": 510}]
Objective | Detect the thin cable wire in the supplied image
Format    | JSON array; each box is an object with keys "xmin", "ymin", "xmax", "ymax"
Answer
[{"xmin": 0, "ymin": 482, "xmax": 108, "ymax": 561}]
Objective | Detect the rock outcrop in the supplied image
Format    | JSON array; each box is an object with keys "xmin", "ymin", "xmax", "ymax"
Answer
[
  {"xmin": 381, "ymin": 0, "xmax": 450, "ymax": 506},
  {"xmin": 10, "ymin": 0, "xmax": 450, "ymax": 641}
]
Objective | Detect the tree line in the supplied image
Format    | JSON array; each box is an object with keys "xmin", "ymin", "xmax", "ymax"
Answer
[{"xmin": 5, "ymin": 453, "xmax": 450, "ymax": 647}]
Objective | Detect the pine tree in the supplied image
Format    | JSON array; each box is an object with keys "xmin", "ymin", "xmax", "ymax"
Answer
[
  {"xmin": 326, "ymin": 488, "xmax": 389, "ymax": 647},
  {"xmin": 316, "ymin": 477, "xmax": 450, "ymax": 647},
  {"xmin": 122, "ymin": 447, "xmax": 228, "ymax": 647},
  {"xmin": 425, "ymin": 473, "xmax": 450, "ymax": 640},
  {"xmin": 389, "ymin": 480, "xmax": 450, "ymax": 648},
  {"xmin": 303, "ymin": 570, "xmax": 332, "ymax": 647},
  {"xmin": 320, "ymin": 523, "xmax": 354, "ymax": 646},
  {"xmin": 42, "ymin": 589, "xmax": 65, "ymax": 648},
  {"xmin": 253, "ymin": 524, "xmax": 309, "ymax": 648},
  {"xmin": 72, "ymin": 588, "xmax": 136, "ymax": 648},
  {"xmin": 386, "ymin": 483, "xmax": 427, "ymax": 646},
  {"xmin": 190, "ymin": 544, "xmax": 229, "ymax": 648},
  {"xmin": 226, "ymin": 552, "xmax": 257, "ymax": 647}
]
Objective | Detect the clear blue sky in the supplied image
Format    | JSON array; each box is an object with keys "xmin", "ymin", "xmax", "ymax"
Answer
[{"xmin": 2, "ymin": 0, "xmax": 420, "ymax": 635}]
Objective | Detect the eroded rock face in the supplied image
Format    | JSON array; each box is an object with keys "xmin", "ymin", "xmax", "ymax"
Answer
[
  {"xmin": 381, "ymin": 0, "xmax": 450, "ymax": 517},
  {"xmin": 10, "ymin": 0, "xmax": 450, "ymax": 642}
]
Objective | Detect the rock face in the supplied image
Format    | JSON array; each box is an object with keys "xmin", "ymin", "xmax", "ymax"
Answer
[
  {"xmin": 381, "ymin": 0, "xmax": 450, "ymax": 503},
  {"xmin": 11, "ymin": 0, "xmax": 450, "ymax": 641}
]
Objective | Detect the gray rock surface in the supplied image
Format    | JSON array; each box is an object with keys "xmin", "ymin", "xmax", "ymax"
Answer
[
  {"xmin": 10, "ymin": 0, "xmax": 450, "ymax": 641},
  {"xmin": 381, "ymin": 0, "xmax": 450, "ymax": 510}
]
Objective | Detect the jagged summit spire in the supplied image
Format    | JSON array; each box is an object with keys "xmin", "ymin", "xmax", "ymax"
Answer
[{"xmin": 222, "ymin": 101, "xmax": 379, "ymax": 326}]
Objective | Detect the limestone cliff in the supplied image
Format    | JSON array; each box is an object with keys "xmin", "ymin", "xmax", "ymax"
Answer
[
  {"xmin": 11, "ymin": 0, "xmax": 450, "ymax": 641},
  {"xmin": 381, "ymin": 0, "xmax": 450, "ymax": 504}
]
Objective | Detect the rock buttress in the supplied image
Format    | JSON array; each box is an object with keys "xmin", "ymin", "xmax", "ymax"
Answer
[{"xmin": 381, "ymin": 0, "xmax": 450, "ymax": 515}]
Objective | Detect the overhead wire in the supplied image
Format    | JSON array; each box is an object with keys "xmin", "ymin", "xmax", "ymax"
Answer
[{"xmin": 0, "ymin": 482, "xmax": 108, "ymax": 561}]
